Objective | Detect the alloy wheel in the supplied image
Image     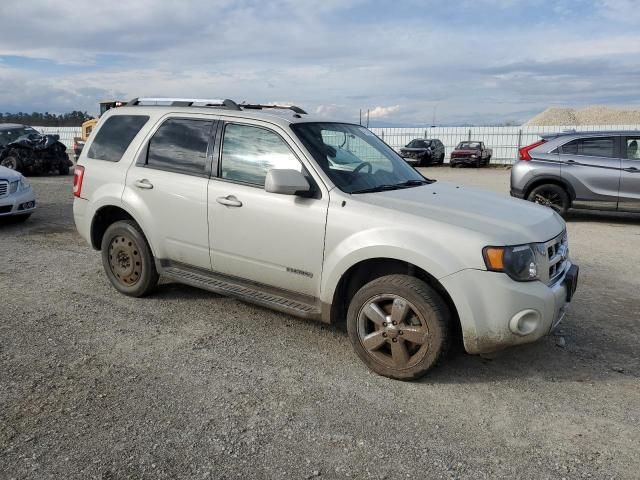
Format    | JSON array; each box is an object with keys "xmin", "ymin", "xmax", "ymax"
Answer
[
  {"xmin": 532, "ymin": 189, "xmax": 564, "ymax": 212},
  {"xmin": 357, "ymin": 294, "xmax": 430, "ymax": 370}
]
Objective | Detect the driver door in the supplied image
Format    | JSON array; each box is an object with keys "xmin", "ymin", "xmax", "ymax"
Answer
[{"xmin": 207, "ymin": 120, "xmax": 329, "ymax": 297}]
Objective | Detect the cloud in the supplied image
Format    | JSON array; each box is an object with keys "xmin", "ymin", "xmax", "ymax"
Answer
[
  {"xmin": 0, "ymin": 0, "xmax": 639, "ymax": 125},
  {"xmin": 368, "ymin": 105, "xmax": 401, "ymax": 119}
]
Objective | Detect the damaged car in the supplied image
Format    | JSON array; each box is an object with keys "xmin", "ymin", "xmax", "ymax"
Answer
[{"xmin": 0, "ymin": 124, "xmax": 72, "ymax": 175}]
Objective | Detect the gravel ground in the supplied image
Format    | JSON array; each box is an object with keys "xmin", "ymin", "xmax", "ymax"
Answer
[{"xmin": 1, "ymin": 168, "xmax": 639, "ymax": 479}]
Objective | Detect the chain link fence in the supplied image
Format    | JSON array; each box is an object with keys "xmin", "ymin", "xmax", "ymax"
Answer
[
  {"xmin": 371, "ymin": 125, "xmax": 640, "ymax": 164},
  {"xmin": 30, "ymin": 124, "xmax": 640, "ymax": 164}
]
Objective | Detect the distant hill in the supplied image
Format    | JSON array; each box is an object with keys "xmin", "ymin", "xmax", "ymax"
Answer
[{"xmin": 526, "ymin": 106, "xmax": 640, "ymax": 126}]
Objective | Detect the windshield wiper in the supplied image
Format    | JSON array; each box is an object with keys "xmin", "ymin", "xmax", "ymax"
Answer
[
  {"xmin": 351, "ymin": 184, "xmax": 402, "ymax": 194},
  {"xmin": 351, "ymin": 179, "xmax": 432, "ymax": 194}
]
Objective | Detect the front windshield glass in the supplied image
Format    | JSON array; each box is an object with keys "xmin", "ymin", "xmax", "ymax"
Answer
[
  {"xmin": 0, "ymin": 127, "xmax": 36, "ymax": 146},
  {"xmin": 458, "ymin": 141, "xmax": 480, "ymax": 149},
  {"xmin": 291, "ymin": 122, "xmax": 431, "ymax": 194}
]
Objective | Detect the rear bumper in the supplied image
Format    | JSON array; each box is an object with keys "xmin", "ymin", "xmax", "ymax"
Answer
[{"xmin": 440, "ymin": 263, "xmax": 577, "ymax": 354}]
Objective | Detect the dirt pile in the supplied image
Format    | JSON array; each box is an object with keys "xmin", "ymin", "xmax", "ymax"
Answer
[{"xmin": 526, "ymin": 106, "xmax": 640, "ymax": 126}]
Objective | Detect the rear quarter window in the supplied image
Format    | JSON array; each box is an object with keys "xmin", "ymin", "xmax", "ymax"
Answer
[{"xmin": 87, "ymin": 115, "xmax": 149, "ymax": 162}]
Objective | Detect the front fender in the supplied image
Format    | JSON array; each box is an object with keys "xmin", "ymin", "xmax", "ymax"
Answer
[{"xmin": 320, "ymin": 227, "xmax": 479, "ymax": 304}]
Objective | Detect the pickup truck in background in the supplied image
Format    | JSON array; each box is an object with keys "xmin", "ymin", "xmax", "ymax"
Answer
[{"xmin": 450, "ymin": 141, "xmax": 492, "ymax": 167}]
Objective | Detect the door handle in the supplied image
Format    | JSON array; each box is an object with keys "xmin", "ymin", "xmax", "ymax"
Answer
[
  {"xmin": 624, "ymin": 166, "xmax": 639, "ymax": 173},
  {"xmin": 566, "ymin": 159, "xmax": 577, "ymax": 164},
  {"xmin": 134, "ymin": 179, "xmax": 154, "ymax": 189},
  {"xmin": 216, "ymin": 195, "xmax": 243, "ymax": 207}
]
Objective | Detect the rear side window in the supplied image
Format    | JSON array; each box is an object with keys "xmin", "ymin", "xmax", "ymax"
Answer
[
  {"xmin": 220, "ymin": 123, "xmax": 302, "ymax": 187},
  {"xmin": 145, "ymin": 118, "xmax": 213, "ymax": 176},
  {"xmin": 561, "ymin": 137, "xmax": 615, "ymax": 158},
  {"xmin": 88, "ymin": 115, "xmax": 149, "ymax": 162}
]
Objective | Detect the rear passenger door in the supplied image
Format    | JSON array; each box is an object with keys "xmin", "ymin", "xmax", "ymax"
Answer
[
  {"xmin": 559, "ymin": 136, "xmax": 621, "ymax": 210},
  {"xmin": 123, "ymin": 115, "xmax": 218, "ymax": 270},
  {"xmin": 619, "ymin": 136, "xmax": 640, "ymax": 212}
]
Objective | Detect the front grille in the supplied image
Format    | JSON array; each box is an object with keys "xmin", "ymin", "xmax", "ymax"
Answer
[
  {"xmin": 0, "ymin": 181, "xmax": 8, "ymax": 198},
  {"xmin": 0, "ymin": 205, "xmax": 12, "ymax": 214},
  {"xmin": 544, "ymin": 232, "xmax": 569, "ymax": 285}
]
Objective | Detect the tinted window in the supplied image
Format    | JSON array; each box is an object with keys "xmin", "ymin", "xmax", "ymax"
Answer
[
  {"xmin": 561, "ymin": 140, "xmax": 579, "ymax": 155},
  {"xmin": 561, "ymin": 137, "xmax": 615, "ymax": 158},
  {"xmin": 581, "ymin": 137, "xmax": 614, "ymax": 157},
  {"xmin": 146, "ymin": 119, "xmax": 213, "ymax": 176},
  {"xmin": 88, "ymin": 115, "xmax": 149, "ymax": 162},
  {"xmin": 220, "ymin": 123, "xmax": 302, "ymax": 186}
]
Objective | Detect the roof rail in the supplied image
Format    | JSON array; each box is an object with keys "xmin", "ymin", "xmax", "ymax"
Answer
[
  {"xmin": 125, "ymin": 97, "xmax": 305, "ymax": 114},
  {"xmin": 240, "ymin": 104, "xmax": 308, "ymax": 114}
]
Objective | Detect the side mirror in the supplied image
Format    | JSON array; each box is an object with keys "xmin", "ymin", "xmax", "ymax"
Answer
[{"xmin": 265, "ymin": 169, "xmax": 311, "ymax": 196}]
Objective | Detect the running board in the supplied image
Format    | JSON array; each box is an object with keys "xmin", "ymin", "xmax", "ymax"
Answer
[{"xmin": 159, "ymin": 261, "xmax": 322, "ymax": 320}]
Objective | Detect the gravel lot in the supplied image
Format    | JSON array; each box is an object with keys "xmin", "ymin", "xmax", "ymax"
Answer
[{"xmin": 1, "ymin": 167, "xmax": 639, "ymax": 479}]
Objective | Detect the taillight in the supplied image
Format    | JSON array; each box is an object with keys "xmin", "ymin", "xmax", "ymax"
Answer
[
  {"xmin": 519, "ymin": 139, "xmax": 546, "ymax": 161},
  {"xmin": 73, "ymin": 165, "xmax": 85, "ymax": 198}
]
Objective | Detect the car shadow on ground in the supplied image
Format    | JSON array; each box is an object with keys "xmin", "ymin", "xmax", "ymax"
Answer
[
  {"xmin": 567, "ymin": 209, "xmax": 640, "ymax": 224},
  {"xmin": 149, "ymin": 282, "xmax": 635, "ymax": 385}
]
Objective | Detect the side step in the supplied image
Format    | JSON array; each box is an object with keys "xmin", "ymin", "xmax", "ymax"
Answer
[{"xmin": 160, "ymin": 262, "xmax": 322, "ymax": 320}]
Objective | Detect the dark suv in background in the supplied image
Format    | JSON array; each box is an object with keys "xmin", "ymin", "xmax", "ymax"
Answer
[
  {"xmin": 511, "ymin": 131, "xmax": 640, "ymax": 215},
  {"xmin": 399, "ymin": 138, "xmax": 445, "ymax": 166}
]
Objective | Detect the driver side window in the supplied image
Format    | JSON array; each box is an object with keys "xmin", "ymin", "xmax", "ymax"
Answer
[{"xmin": 220, "ymin": 123, "xmax": 303, "ymax": 187}]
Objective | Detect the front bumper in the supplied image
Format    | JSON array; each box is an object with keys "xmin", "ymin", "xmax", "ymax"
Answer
[
  {"xmin": 440, "ymin": 262, "xmax": 578, "ymax": 354},
  {"xmin": 0, "ymin": 187, "xmax": 36, "ymax": 216},
  {"xmin": 450, "ymin": 156, "xmax": 479, "ymax": 165}
]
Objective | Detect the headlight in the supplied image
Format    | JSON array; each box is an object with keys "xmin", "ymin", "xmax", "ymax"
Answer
[
  {"xmin": 19, "ymin": 177, "xmax": 30, "ymax": 191},
  {"xmin": 9, "ymin": 181, "xmax": 19, "ymax": 194},
  {"xmin": 470, "ymin": 154, "xmax": 478, "ymax": 158},
  {"xmin": 483, "ymin": 244, "xmax": 539, "ymax": 281}
]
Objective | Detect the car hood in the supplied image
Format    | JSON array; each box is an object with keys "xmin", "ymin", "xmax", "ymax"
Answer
[
  {"xmin": 353, "ymin": 181, "xmax": 564, "ymax": 245},
  {"xmin": 451, "ymin": 149, "xmax": 480, "ymax": 155},
  {"xmin": 0, "ymin": 165, "xmax": 22, "ymax": 181}
]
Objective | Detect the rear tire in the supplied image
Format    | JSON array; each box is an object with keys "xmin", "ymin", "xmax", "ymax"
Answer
[
  {"xmin": 527, "ymin": 184, "xmax": 570, "ymax": 216},
  {"xmin": 347, "ymin": 274, "xmax": 450, "ymax": 381},
  {"xmin": 101, "ymin": 220, "xmax": 159, "ymax": 297}
]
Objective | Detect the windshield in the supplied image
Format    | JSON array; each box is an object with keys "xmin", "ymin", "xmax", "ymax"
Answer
[
  {"xmin": 457, "ymin": 141, "xmax": 481, "ymax": 149},
  {"xmin": 292, "ymin": 122, "xmax": 431, "ymax": 194},
  {"xmin": 0, "ymin": 127, "xmax": 37, "ymax": 146},
  {"xmin": 407, "ymin": 140, "xmax": 431, "ymax": 148}
]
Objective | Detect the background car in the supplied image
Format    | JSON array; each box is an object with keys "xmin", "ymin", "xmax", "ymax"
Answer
[
  {"xmin": 399, "ymin": 138, "xmax": 445, "ymax": 166},
  {"xmin": 511, "ymin": 130, "xmax": 640, "ymax": 215},
  {"xmin": 450, "ymin": 141, "xmax": 492, "ymax": 167},
  {"xmin": 0, "ymin": 123, "xmax": 71, "ymax": 175},
  {"xmin": 0, "ymin": 165, "xmax": 36, "ymax": 222}
]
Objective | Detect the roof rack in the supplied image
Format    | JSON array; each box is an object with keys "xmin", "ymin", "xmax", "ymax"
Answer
[{"xmin": 126, "ymin": 97, "xmax": 306, "ymax": 114}]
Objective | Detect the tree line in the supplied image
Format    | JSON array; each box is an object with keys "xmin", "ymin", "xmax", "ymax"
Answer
[{"xmin": 0, "ymin": 111, "xmax": 92, "ymax": 127}]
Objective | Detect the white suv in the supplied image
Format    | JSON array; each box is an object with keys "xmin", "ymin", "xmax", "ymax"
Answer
[{"xmin": 73, "ymin": 98, "xmax": 579, "ymax": 380}]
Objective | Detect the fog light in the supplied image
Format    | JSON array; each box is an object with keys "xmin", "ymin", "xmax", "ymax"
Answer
[{"xmin": 509, "ymin": 309, "xmax": 541, "ymax": 336}]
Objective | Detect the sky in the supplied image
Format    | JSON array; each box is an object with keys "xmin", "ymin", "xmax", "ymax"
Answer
[{"xmin": 0, "ymin": 0, "xmax": 639, "ymax": 125}]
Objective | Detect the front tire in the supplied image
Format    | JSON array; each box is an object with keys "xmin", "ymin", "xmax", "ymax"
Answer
[
  {"xmin": 527, "ymin": 184, "xmax": 570, "ymax": 216},
  {"xmin": 347, "ymin": 275, "xmax": 450, "ymax": 380},
  {"xmin": 1, "ymin": 155, "xmax": 22, "ymax": 172},
  {"xmin": 101, "ymin": 220, "xmax": 159, "ymax": 297}
]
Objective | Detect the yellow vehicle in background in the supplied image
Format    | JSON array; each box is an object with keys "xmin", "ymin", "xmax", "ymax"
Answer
[{"xmin": 73, "ymin": 100, "xmax": 126, "ymax": 160}]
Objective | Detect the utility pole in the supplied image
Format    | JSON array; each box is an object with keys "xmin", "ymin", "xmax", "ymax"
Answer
[
  {"xmin": 366, "ymin": 109, "xmax": 370, "ymax": 128},
  {"xmin": 359, "ymin": 109, "xmax": 362, "ymax": 126}
]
